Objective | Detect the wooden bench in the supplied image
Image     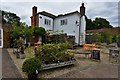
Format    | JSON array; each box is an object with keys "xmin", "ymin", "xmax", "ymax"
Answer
[
  {"xmin": 77, "ymin": 44, "xmax": 100, "ymax": 59},
  {"xmin": 76, "ymin": 51, "xmax": 91, "ymax": 58},
  {"xmin": 83, "ymin": 44, "xmax": 97, "ymax": 51}
]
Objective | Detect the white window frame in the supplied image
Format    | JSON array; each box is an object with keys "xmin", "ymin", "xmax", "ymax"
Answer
[
  {"xmin": 44, "ymin": 19, "xmax": 51, "ymax": 26},
  {"xmin": 60, "ymin": 19, "xmax": 67, "ymax": 26}
]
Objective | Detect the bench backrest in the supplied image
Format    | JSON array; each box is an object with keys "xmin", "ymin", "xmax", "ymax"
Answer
[{"xmin": 83, "ymin": 44, "xmax": 97, "ymax": 51}]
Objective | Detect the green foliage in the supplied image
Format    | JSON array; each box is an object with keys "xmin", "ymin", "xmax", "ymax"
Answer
[
  {"xmin": 11, "ymin": 22, "xmax": 32, "ymax": 39},
  {"xmin": 1, "ymin": 10, "xmax": 20, "ymax": 25},
  {"xmin": 37, "ymin": 43, "xmax": 74, "ymax": 64},
  {"xmin": 11, "ymin": 23, "xmax": 22, "ymax": 39},
  {"xmin": 92, "ymin": 32, "xmax": 119, "ymax": 43},
  {"xmin": 112, "ymin": 35, "xmax": 117, "ymax": 43},
  {"xmin": 86, "ymin": 17, "xmax": 113, "ymax": 30},
  {"xmin": 33, "ymin": 27, "xmax": 46, "ymax": 36},
  {"xmin": 85, "ymin": 17, "xmax": 94, "ymax": 30},
  {"xmin": 92, "ymin": 33, "xmax": 102, "ymax": 42},
  {"xmin": 21, "ymin": 23, "xmax": 33, "ymax": 38},
  {"xmin": 22, "ymin": 57, "xmax": 42, "ymax": 74},
  {"xmin": 116, "ymin": 34, "xmax": 120, "ymax": 43},
  {"xmin": 11, "ymin": 22, "xmax": 33, "ymax": 47}
]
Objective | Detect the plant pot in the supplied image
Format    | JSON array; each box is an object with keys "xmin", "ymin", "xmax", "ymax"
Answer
[{"xmin": 28, "ymin": 73, "xmax": 38, "ymax": 80}]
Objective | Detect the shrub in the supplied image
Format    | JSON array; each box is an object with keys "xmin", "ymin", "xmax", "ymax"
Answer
[
  {"xmin": 37, "ymin": 43, "xmax": 74, "ymax": 64},
  {"xmin": 22, "ymin": 57, "xmax": 42, "ymax": 74},
  {"xmin": 33, "ymin": 27, "xmax": 46, "ymax": 36},
  {"xmin": 117, "ymin": 34, "xmax": 120, "ymax": 43}
]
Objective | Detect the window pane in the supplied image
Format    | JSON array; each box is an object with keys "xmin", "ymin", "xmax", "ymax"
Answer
[
  {"xmin": 0, "ymin": 41, "xmax": 1, "ymax": 46},
  {"xmin": 63, "ymin": 20, "xmax": 65, "ymax": 25},
  {"xmin": 61, "ymin": 20, "xmax": 62, "ymax": 25},
  {"xmin": 66, "ymin": 19, "xmax": 67, "ymax": 25},
  {"xmin": 47, "ymin": 20, "xmax": 48, "ymax": 25},
  {"xmin": 49, "ymin": 20, "xmax": 51, "ymax": 25},
  {"xmin": 44, "ymin": 19, "xmax": 46, "ymax": 24}
]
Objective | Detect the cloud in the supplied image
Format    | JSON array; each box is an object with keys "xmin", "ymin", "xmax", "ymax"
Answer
[
  {"xmin": 0, "ymin": 2, "xmax": 119, "ymax": 27},
  {"xmin": 86, "ymin": 2, "xmax": 118, "ymax": 27},
  {"xmin": 1, "ymin": 0, "xmax": 119, "ymax": 2}
]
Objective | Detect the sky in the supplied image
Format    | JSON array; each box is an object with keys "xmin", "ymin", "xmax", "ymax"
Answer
[{"xmin": 0, "ymin": 0, "xmax": 119, "ymax": 27}]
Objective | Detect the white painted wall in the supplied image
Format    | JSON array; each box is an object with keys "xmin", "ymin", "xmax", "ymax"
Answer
[
  {"xmin": 38, "ymin": 13, "xmax": 86, "ymax": 45},
  {"xmin": 54, "ymin": 13, "xmax": 80, "ymax": 44},
  {"xmin": 39, "ymin": 14, "xmax": 53, "ymax": 30},
  {"xmin": 0, "ymin": 27, "xmax": 3, "ymax": 48},
  {"xmin": 80, "ymin": 16, "xmax": 86, "ymax": 45}
]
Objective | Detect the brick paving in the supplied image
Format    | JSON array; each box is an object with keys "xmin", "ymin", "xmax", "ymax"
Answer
[{"xmin": 2, "ymin": 48, "xmax": 22, "ymax": 78}]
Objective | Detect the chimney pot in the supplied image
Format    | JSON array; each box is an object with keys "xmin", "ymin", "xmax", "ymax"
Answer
[
  {"xmin": 80, "ymin": 3, "xmax": 86, "ymax": 16},
  {"xmin": 32, "ymin": 6, "xmax": 37, "ymax": 16}
]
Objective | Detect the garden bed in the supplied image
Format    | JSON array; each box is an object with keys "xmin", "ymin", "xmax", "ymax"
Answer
[{"xmin": 41, "ymin": 59, "xmax": 77, "ymax": 71}]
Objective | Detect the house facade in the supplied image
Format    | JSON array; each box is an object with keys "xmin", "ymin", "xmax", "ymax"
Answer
[
  {"xmin": 31, "ymin": 3, "xmax": 86, "ymax": 45},
  {"xmin": 0, "ymin": 24, "xmax": 3, "ymax": 48}
]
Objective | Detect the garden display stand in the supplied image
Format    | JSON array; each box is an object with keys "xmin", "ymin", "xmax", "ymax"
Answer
[
  {"xmin": 13, "ymin": 46, "xmax": 26, "ymax": 59},
  {"xmin": 40, "ymin": 59, "xmax": 77, "ymax": 71}
]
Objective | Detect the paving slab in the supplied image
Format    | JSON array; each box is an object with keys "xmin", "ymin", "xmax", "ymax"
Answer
[
  {"xmin": 2, "ymin": 48, "xmax": 22, "ymax": 78},
  {"xmin": 57, "ymin": 63, "xmax": 118, "ymax": 78}
]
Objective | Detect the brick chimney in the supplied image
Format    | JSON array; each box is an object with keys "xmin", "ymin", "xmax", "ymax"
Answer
[
  {"xmin": 80, "ymin": 3, "xmax": 85, "ymax": 17},
  {"xmin": 32, "ymin": 6, "xmax": 37, "ymax": 16},
  {"xmin": 31, "ymin": 6, "xmax": 39, "ymax": 28}
]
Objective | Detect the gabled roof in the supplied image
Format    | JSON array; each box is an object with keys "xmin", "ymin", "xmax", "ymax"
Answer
[
  {"xmin": 38, "ymin": 11, "xmax": 81, "ymax": 19},
  {"xmin": 38, "ymin": 11, "xmax": 56, "ymax": 19},
  {"xmin": 56, "ymin": 11, "xmax": 80, "ymax": 18}
]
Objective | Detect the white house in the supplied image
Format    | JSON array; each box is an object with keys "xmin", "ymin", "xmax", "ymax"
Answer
[
  {"xmin": 0, "ymin": 24, "xmax": 3, "ymax": 48},
  {"xmin": 31, "ymin": 3, "xmax": 86, "ymax": 45}
]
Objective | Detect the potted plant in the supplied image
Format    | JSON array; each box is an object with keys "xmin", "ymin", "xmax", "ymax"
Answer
[{"xmin": 22, "ymin": 57, "xmax": 42, "ymax": 80}]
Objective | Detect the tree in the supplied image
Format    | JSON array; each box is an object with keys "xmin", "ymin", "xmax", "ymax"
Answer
[
  {"xmin": 86, "ymin": 18, "xmax": 94, "ymax": 30},
  {"xmin": 21, "ymin": 22, "xmax": 33, "ymax": 39},
  {"xmin": 33, "ymin": 27, "xmax": 46, "ymax": 36},
  {"xmin": 86, "ymin": 17, "xmax": 113, "ymax": 30},
  {"xmin": 33, "ymin": 27, "xmax": 46, "ymax": 43},
  {"xmin": 11, "ymin": 22, "xmax": 33, "ymax": 47},
  {"xmin": 92, "ymin": 33, "xmax": 102, "ymax": 43},
  {"xmin": 93, "ymin": 17, "xmax": 113, "ymax": 29},
  {"xmin": 1, "ymin": 10, "xmax": 20, "ymax": 25}
]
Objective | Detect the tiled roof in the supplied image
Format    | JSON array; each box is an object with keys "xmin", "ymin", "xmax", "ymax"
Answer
[
  {"xmin": 38, "ymin": 11, "xmax": 56, "ymax": 19},
  {"xmin": 56, "ymin": 11, "xmax": 80, "ymax": 18},
  {"xmin": 38, "ymin": 11, "xmax": 80, "ymax": 19}
]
